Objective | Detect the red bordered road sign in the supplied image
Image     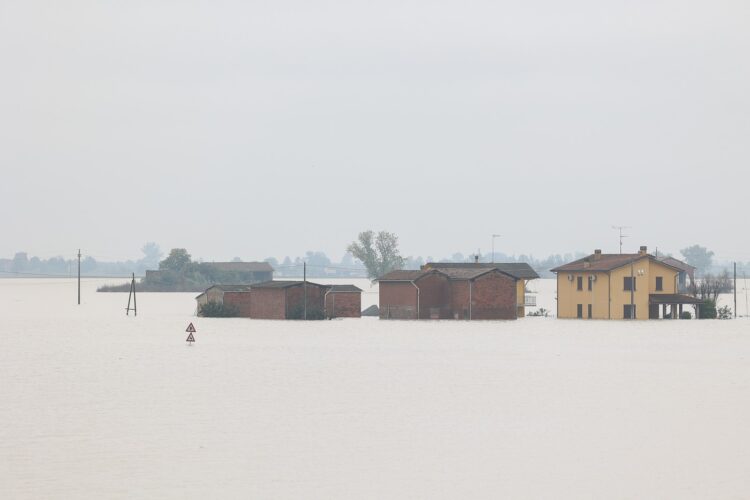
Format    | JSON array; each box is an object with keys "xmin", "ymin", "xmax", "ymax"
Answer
[
  {"xmin": 186, "ymin": 322, "xmax": 196, "ymax": 333},
  {"xmin": 186, "ymin": 332, "xmax": 195, "ymax": 343}
]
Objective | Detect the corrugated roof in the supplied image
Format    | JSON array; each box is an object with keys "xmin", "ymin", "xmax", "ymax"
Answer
[
  {"xmin": 200, "ymin": 262, "xmax": 274, "ymax": 272},
  {"xmin": 327, "ymin": 284, "xmax": 362, "ymax": 292},
  {"xmin": 423, "ymin": 262, "xmax": 539, "ymax": 279}
]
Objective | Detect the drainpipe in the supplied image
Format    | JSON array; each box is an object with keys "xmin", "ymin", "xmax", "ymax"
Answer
[
  {"xmin": 410, "ymin": 281, "xmax": 420, "ymax": 319},
  {"xmin": 324, "ymin": 287, "xmax": 332, "ymax": 319},
  {"xmin": 469, "ymin": 280, "xmax": 473, "ymax": 320}
]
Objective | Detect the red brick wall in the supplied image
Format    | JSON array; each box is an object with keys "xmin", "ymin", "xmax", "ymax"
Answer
[
  {"xmin": 415, "ymin": 272, "xmax": 451, "ymax": 319},
  {"xmin": 223, "ymin": 291, "xmax": 253, "ymax": 317},
  {"xmin": 379, "ymin": 282, "xmax": 418, "ymax": 319},
  {"xmin": 250, "ymin": 288, "xmax": 286, "ymax": 319},
  {"xmin": 450, "ymin": 281, "xmax": 470, "ymax": 319},
  {"xmin": 470, "ymin": 271, "xmax": 518, "ymax": 319},
  {"xmin": 285, "ymin": 284, "xmax": 327, "ymax": 318},
  {"xmin": 326, "ymin": 292, "xmax": 361, "ymax": 318}
]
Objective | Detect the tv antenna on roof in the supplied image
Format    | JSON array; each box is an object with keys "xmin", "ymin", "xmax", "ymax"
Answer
[{"xmin": 611, "ymin": 226, "xmax": 631, "ymax": 254}]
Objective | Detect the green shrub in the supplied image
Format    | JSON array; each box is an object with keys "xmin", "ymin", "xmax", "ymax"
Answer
[
  {"xmin": 717, "ymin": 305, "xmax": 733, "ymax": 319},
  {"xmin": 287, "ymin": 305, "xmax": 326, "ymax": 320},
  {"xmin": 528, "ymin": 308, "xmax": 549, "ymax": 317},
  {"xmin": 698, "ymin": 300, "xmax": 717, "ymax": 319},
  {"xmin": 198, "ymin": 301, "xmax": 239, "ymax": 318},
  {"xmin": 680, "ymin": 311, "xmax": 692, "ymax": 320}
]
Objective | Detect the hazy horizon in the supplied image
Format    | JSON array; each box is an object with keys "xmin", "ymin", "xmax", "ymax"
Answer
[{"xmin": 2, "ymin": 1, "xmax": 749, "ymax": 263}]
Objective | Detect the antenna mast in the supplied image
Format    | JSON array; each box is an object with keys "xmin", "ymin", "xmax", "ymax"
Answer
[{"xmin": 611, "ymin": 226, "xmax": 631, "ymax": 254}]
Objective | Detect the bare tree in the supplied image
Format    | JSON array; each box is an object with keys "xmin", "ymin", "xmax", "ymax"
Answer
[
  {"xmin": 690, "ymin": 271, "xmax": 732, "ymax": 319},
  {"xmin": 691, "ymin": 271, "xmax": 732, "ymax": 303},
  {"xmin": 347, "ymin": 230, "xmax": 404, "ymax": 280}
]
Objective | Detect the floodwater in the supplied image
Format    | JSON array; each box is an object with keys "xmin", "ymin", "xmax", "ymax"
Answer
[{"xmin": 2, "ymin": 278, "xmax": 750, "ymax": 499}]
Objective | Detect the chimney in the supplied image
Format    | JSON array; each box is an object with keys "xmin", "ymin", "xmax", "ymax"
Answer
[
  {"xmin": 593, "ymin": 249, "xmax": 602, "ymax": 260},
  {"xmin": 474, "ymin": 254, "xmax": 479, "ymax": 264},
  {"xmin": 639, "ymin": 246, "xmax": 647, "ymax": 255}
]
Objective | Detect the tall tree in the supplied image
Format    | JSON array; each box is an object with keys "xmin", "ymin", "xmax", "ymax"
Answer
[
  {"xmin": 680, "ymin": 245, "xmax": 714, "ymax": 275},
  {"xmin": 348, "ymin": 230, "xmax": 404, "ymax": 280},
  {"xmin": 140, "ymin": 242, "xmax": 163, "ymax": 269},
  {"xmin": 159, "ymin": 248, "xmax": 192, "ymax": 272}
]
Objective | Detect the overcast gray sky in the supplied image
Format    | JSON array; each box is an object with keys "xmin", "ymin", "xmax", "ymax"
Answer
[{"xmin": 1, "ymin": 0, "xmax": 749, "ymax": 262}]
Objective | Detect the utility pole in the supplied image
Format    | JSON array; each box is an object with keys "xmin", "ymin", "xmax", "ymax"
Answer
[
  {"xmin": 491, "ymin": 234, "xmax": 501, "ymax": 263},
  {"xmin": 303, "ymin": 261, "xmax": 307, "ymax": 320},
  {"xmin": 612, "ymin": 226, "xmax": 630, "ymax": 254},
  {"xmin": 630, "ymin": 260, "xmax": 635, "ymax": 319},
  {"xmin": 734, "ymin": 262, "xmax": 737, "ymax": 318},
  {"xmin": 77, "ymin": 249, "xmax": 81, "ymax": 305}
]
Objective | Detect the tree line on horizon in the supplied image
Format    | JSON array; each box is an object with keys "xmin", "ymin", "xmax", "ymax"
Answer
[{"xmin": 1, "ymin": 239, "xmax": 744, "ymax": 281}]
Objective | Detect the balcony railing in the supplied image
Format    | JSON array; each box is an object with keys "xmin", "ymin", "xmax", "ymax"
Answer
[{"xmin": 522, "ymin": 295, "xmax": 536, "ymax": 307}]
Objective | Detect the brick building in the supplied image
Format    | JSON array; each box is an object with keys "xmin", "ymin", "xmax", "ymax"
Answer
[
  {"xmin": 195, "ymin": 285, "xmax": 252, "ymax": 316},
  {"xmin": 197, "ymin": 281, "xmax": 363, "ymax": 319},
  {"xmin": 422, "ymin": 262, "xmax": 539, "ymax": 317},
  {"xmin": 324, "ymin": 285, "xmax": 363, "ymax": 318},
  {"xmin": 248, "ymin": 281, "xmax": 328, "ymax": 319},
  {"xmin": 378, "ymin": 267, "xmax": 520, "ymax": 320}
]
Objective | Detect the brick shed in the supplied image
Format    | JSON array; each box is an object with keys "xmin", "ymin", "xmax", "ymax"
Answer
[
  {"xmin": 250, "ymin": 281, "xmax": 328, "ymax": 319},
  {"xmin": 196, "ymin": 285, "xmax": 252, "ymax": 316},
  {"xmin": 324, "ymin": 285, "xmax": 363, "ymax": 318},
  {"xmin": 378, "ymin": 268, "xmax": 518, "ymax": 320},
  {"xmin": 422, "ymin": 262, "xmax": 539, "ymax": 317}
]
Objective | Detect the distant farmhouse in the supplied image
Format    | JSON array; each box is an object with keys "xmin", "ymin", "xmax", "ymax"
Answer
[
  {"xmin": 551, "ymin": 247, "xmax": 700, "ymax": 320},
  {"xmin": 196, "ymin": 280, "xmax": 362, "ymax": 319},
  {"xmin": 144, "ymin": 261, "xmax": 274, "ymax": 292},
  {"xmin": 377, "ymin": 262, "xmax": 539, "ymax": 320}
]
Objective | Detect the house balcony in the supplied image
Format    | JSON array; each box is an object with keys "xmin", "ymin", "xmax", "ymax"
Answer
[{"xmin": 522, "ymin": 294, "xmax": 536, "ymax": 307}]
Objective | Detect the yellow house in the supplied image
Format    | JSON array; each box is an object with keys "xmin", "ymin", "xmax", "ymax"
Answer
[{"xmin": 551, "ymin": 246, "xmax": 701, "ymax": 320}]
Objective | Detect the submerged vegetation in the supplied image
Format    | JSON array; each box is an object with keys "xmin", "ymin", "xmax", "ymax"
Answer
[{"xmin": 198, "ymin": 301, "xmax": 239, "ymax": 318}]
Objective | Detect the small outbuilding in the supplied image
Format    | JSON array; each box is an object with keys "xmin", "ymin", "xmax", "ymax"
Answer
[
  {"xmin": 196, "ymin": 285, "xmax": 252, "ymax": 316},
  {"xmin": 324, "ymin": 285, "xmax": 363, "ymax": 318},
  {"xmin": 250, "ymin": 280, "xmax": 329, "ymax": 319},
  {"xmin": 378, "ymin": 267, "xmax": 520, "ymax": 320}
]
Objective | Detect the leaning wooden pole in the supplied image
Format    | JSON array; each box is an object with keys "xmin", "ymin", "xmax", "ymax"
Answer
[
  {"xmin": 132, "ymin": 273, "xmax": 137, "ymax": 317},
  {"xmin": 126, "ymin": 273, "xmax": 137, "ymax": 316}
]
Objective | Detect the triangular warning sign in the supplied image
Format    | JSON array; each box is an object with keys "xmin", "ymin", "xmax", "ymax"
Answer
[
  {"xmin": 186, "ymin": 332, "xmax": 195, "ymax": 343},
  {"xmin": 186, "ymin": 322, "xmax": 196, "ymax": 333}
]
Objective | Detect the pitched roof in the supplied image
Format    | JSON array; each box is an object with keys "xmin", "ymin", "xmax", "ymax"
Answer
[
  {"xmin": 327, "ymin": 284, "xmax": 362, "ymax": 292},
  {"xmin": 423, "ymin": 262, "xmax": 539, "ymax": 279},
  {"xmin": 251, "ymin": 280, "xmax": 326, "ymax": 289},
  {"xmin": 213, "ymin": 284, "xmax": 253, "ymax": 292},
  {"xmin": 378, "ymin": 267, "xmax": 519, "ymax": 282},
  {"xmin": 195, "ymin": 284, "xmax": 252, "ymax": 298},
  {"xmin": 658, "ymin": 256, "xmax": 696, "ymax": 272},
  {"xmin": 377, "ymin": 270, "xmax": 429, "ymax": 281},
  {"xmin": 200, "ymin": 261, "xmax": 274, "ymax": 272},
  {"xmin": 438, "ymin": 267, "xmax": 517, "ymax": 280},
  {"xmin": 551, "ymin": 253, "xmax": 683, "ymax": 273}
]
